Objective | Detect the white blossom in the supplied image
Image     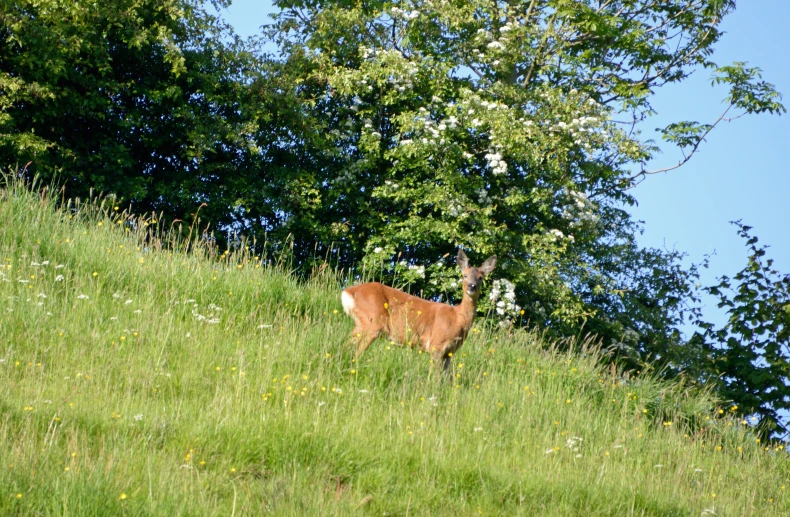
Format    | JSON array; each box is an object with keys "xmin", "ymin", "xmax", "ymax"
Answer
[
  {"xmin": 489, "ymin": 279, "xmax": 521, "ymax": 322},
  {"xmin": 484, "ymin": 151, "xmax": 508, "ymax": 175}
]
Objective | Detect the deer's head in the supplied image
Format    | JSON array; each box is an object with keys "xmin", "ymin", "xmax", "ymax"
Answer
[{"xmin": 457, "ymin": 250, "xmax": 497, "ymax": 298}]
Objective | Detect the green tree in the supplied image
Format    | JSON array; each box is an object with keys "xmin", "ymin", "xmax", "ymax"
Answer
[
  {"xmin": 0, "ymin": 0, "xmax": 276, "ymax": 233},
  {"xmin": 691, "ymin": 222, "xmax": 790, "ymax": 437},
  {"xmin": 264, "ymin": 0, "xmax": 783, "ymax": 366}
]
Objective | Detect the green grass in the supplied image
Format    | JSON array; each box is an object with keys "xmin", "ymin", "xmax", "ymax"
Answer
[{"xmin": 1, "ymin": 178, "xmax": 789, "ymax": 516}]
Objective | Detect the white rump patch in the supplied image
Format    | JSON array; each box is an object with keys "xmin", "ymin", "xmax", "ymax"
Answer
[{"xmin": 341, "ymin": 291, "xmax": 355, "ymax": 315}]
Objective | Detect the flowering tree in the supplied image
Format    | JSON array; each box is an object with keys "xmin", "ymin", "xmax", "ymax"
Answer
[{"xmin": 266, "ymin": 0, "xmax": 783, "ymax": 365}]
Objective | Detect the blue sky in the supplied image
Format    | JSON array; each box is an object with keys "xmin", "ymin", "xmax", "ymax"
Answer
[
  {"xmin": 629, "ymin": 0, "xmax": 789, "ymax": 326},
  {"xmin": 220, "ymin": 0, "xmax": 789, "ymax": 328}
]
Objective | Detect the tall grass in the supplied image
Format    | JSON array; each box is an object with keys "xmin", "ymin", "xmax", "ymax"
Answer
[{"xmin": 1, "ymin": 177, "xmax": 788, "ymax": 516}]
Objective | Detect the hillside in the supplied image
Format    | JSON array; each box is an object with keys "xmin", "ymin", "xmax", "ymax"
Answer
[{"xmin": 1, "ymin": 179, "xmax": 788, "ymax": 516}]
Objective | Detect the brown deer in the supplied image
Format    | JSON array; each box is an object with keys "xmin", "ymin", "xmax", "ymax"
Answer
[{"xmin": 341, "ymin": 250, "xmax": 496, "ymax": 374}]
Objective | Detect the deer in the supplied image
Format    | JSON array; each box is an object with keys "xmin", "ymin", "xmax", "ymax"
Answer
[{"xmin": 341, "ymin": 250, "xmax": 496, "ymax": 375}]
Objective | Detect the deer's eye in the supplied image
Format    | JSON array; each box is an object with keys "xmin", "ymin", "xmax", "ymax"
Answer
[{"xmin": 463, "ymin": 274, "xmax": 468, "ymax": 278}]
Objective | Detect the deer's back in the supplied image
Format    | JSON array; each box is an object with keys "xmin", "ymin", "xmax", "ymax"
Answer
[{"xmin": 343, "ymin": 282, "xmax": 460, "ymax": 348}]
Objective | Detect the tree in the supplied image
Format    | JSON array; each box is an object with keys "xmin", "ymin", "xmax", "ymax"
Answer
[
  {"xmin": 691, "ymin": 222, "xmax": 790, "ymax": 437},
  {"xmin": 263, "ymin": 0, "xmax": 783, "ymax": 365},
  {"xmin": 0, "ymin": 0, "xmax": 276, "ymax": 234}
]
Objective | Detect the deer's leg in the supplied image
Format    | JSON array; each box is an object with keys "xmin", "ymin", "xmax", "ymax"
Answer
[
  {"xmin": 355, "ymin": 330, "xmax": 378, "ymax": 356},
  {"xmin": 345, "ymin": 320, "xmax": 362, "ymax": 348},
  {"xmin": 442, "ymin": 355, "xmax": 453, "ymax": 377},
  {"xmin": 430, "ymin": 348, "xmax": 453, "ymax": 381},
  {"xmin": 348, "ymin": 324, "xmax": 375, "ymax": 352},
  {"xmin": 346, "ymin": 310, "xmax": 378, "ymax": 352}
]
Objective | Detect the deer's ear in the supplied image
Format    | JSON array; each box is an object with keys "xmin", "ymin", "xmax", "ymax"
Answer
[
  {"xmin": 480, "ymin": 255, "xmax": 497, "ymax": 276},
  {"xmin": 457, "ymin": 249, "xmax": 469, "ymax": 270}
]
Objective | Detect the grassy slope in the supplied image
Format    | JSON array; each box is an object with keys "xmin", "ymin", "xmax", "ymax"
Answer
[{"xmin": 1, "ymin": 181, "xmax": 788, "ymax": 516}]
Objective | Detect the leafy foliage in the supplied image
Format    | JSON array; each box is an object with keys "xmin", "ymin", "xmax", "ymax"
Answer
[
  {"xmin": 0, "ymin": 0, "xmax": 279, "ymax": 234},
  {"xmin": 692, "ymin": 222, "xmax": 790, "ymax": 437}
]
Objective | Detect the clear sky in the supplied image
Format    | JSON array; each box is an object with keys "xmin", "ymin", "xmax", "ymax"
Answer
[
  {"xmin": 219, "ymin": 0, "xmax": 789, "ymax": 328},
  {"xmin": 628, "ymin": 1, "xmax": 789, "ymax": 326}
]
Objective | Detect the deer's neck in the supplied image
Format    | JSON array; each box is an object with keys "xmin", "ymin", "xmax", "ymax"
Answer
[{"xmin": 456, "ymin": 293, "xmax": 479, "ymax": 331}]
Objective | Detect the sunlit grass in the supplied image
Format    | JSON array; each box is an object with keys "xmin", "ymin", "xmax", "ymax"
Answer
[{"xmin": 1, "ymin": 177, "xmax": 789, "ymax": 515}]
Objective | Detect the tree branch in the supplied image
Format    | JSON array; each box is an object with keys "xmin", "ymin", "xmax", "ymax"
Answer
[
  {"xmin": 523, "ymin": 11, "xmax": 556, "ymax": 88},
  {"xmin": 626, "ymin": 103, "xmax": 744, "ymax": 188}
]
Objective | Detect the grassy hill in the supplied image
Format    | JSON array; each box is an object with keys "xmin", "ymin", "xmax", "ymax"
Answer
[{"xmin": 1, "ymin": 178, "xmax": 788, "ymax": 516}]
